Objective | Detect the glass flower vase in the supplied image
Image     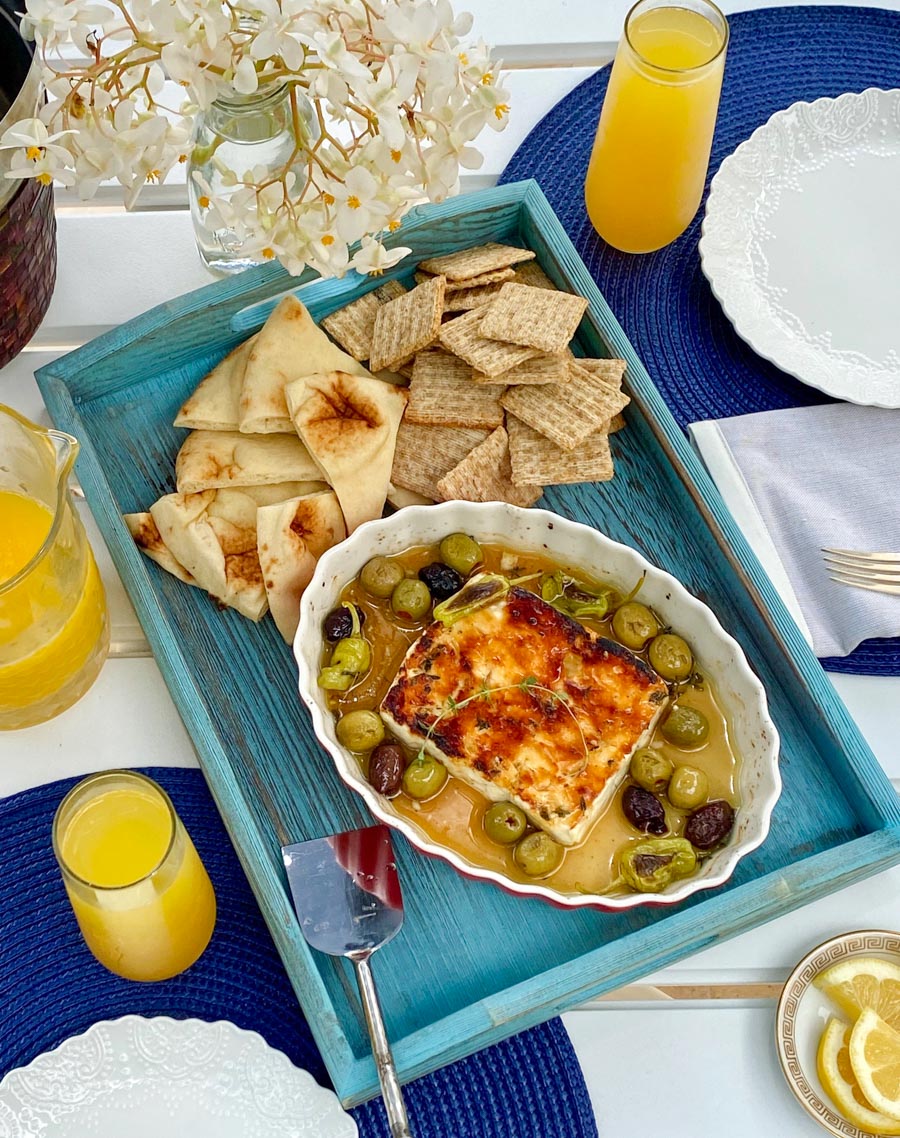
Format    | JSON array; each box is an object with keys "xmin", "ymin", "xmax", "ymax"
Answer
[{"xmin": 188, "ymin": 83, "xmax": 317, "ymax": 274}]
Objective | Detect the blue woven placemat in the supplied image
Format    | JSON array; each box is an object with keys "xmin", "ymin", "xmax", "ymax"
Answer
[
  {"xmin": 499, "ymin": 4, "xmax": 900, "ymax": 677},
  {"xmin": 0, "ymin": 768, "xmax": 598, "ymax": 1138}
]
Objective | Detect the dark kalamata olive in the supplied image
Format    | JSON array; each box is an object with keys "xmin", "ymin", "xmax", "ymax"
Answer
[
  {"xmin": 368, "ymin": 744, "xmax": 406, "ymax": 797},
  {"xmin": 323, "ymin": 605, "xmax": 366, "ymax": 643},
  {"xmin": 418, "ymin": 562, "xmax": 464, "ymax": 601},
  {"xmin": 622, "ymin": 785, "xmax": 668, "ymax": 835},
  {"xmin": 684, "ymin": 800, "xmax": 735, "ymax": 850}
]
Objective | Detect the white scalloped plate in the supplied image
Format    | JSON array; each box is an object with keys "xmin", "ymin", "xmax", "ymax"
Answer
[
  {"xmin": 295, "ymin": 501, "xmax": 781, "ymax": 912},
  {"xmin": 699, "ymin": 88, "xmax": 900, "ymax": 408},
  {"xmin": 0, "ymin": 1017, "xmax": 357, "ymax": 1138}
]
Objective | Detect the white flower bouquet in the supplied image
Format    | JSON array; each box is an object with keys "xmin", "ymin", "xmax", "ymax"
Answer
[{"xmin": 1, "ymin": 0, "xmax": 509, "ymax": 276}]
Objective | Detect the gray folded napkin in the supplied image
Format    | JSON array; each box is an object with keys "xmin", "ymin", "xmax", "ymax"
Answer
[{"xmin": 689, "ymin": 403, "xmax": 900, "ymax": 658}]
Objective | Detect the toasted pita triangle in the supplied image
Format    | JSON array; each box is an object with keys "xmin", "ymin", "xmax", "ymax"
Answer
[
  {"xmin": 257, "ymin": 490, "xmax": 346, "ymax": 643},
  {"xmin": 124, "ymin": 512, "xmax": 197, "ymax": 585},
  {"xmin": 285, "ymin": 371, "xmax": 408, "ymax": 534},
  {"xmin": 149, "ymin": 489, "xmax": 270, "ymax": 621},
  {"xmin": 175, "ymin": 430, "xmax": 324, "ymax": 494},
  {"xmin": 174, "ymin": 336, "xmax": 257, "ymax": 431},
  {"xmin": 238, "ymin": 296, "xmax": 373, "ymax": 434}
]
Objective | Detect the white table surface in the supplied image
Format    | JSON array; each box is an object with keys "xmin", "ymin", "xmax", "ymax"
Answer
[{"xmin": 4, "ymin": 3, "xmax": 900, "ymax": 1133}]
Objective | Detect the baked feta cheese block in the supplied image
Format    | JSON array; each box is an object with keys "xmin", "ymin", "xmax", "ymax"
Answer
[{"xmin": 381, "ymin": 584, "xmax": 669, "ymax": 846}]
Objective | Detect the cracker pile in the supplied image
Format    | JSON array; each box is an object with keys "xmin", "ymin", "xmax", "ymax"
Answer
[
  {"xmin": 126, "ymin": 241, "xmax": 628, "ymax": 642},
  {"xmin": 322, "ymin": 242, "xmax": 629, "ymax": 507}
]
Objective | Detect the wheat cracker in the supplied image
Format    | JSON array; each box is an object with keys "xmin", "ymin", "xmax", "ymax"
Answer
[
  {"xmin": 443, "ymin": 283, "xmax": 505, "ymax": 312},
  {"xmin": 471, "ymin": 353, "xmax": 567, "ymax": 386},
  {"xmin": 501, "ymin": 360, "xmax": 629, "ymax": 450},
  {"xmin": 405, "ymin": 351, "xmax": 505, "ymax": 429},
  {"xmin": 435, "ymin": 426, "xmax": 542, "ymax": 506},
  {"xmin": 480, "ymin": 283, "xmax": 589, "ymax": 354},
  {"xmin": 391, "ymin": 421, "xmax": 490, "ymax": 500},
  {"xmin": 369, "ymin": 275, "xmax": 445, "ymax": 372},
  {"xmin": 507, "ymin": 415, "xmax": 614, "ymax": 486},
  {"xmin": 438, "ymin": 307, "xmax": 540, "ymax": 377},
  {"xmin": 512, "ymin": 262, "xmax": 559, "ymax": 291},
  {"xmin": 321, "ymin": 280, "xmax": 409, "ymax": 362},
  {"xmin": 417, "ymin": 243, "xmax": 535, "ymax": 282}
]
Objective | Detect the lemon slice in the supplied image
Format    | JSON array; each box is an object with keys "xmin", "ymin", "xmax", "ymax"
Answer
[
  {"xmin": 849, "ymin": 1009, "xmax": 900, "ymax": 1121},
  {"xmin": 817, "ymin": 1016, "xmax": 900, "ymax": 1134},
  {"xmin": 816, "ymin": 957, "xmax": 900, "ymax": 1029}
]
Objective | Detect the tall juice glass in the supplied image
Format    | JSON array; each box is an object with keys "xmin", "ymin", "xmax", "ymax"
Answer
[
  {"xmin": 0, "ymin": 405, "xmax": 109, "ymax": 729},
  {"xmin": 584, "ymin": 0, "xmax": 728, "ymax": 253},
  {"xmin": 53, "ymin": 771, "xmax": 217, "ymax": 981}
]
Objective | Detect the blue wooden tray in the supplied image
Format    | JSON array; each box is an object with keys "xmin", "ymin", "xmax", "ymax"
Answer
[{"xmin": 36, "ymin": 181, "xmax": 900, "ymax": 1107}]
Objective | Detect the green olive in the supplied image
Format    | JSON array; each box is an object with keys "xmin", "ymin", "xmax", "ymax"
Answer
[
  {"xmin": 359, "ymin": 556, "xmax": 404, "ymax": 599},
  {"xmin": 611, "ymin": 602, "xmax": 660, "ymax": 651},
  {"xmin": 402, "ymin": 755, "xmax": 447, "ymax": 799},
  {"xmin": 483, "ymin": 802, "xmax": 528, "ymax": 845},
  {"xmin": 439, "ymin": 533, "xmax": 483, "ymax": 577},
  {"xmin": 514, "ymin": 832, "xmax": 564, "ymax": 878},
  {"xmin": 648, "ymin": 633, "xmax": 694, "ymax": 682},
  {"xmin": 629, "ymin": 748, "xmax": 674, "ymax": 794},
  {"xmin": 391, "ymin": 578, "xmax": 432, "ymax": 620},
  {"xmin": 335, "ymin": 709, "xmax": 385, "ymax": 753},
  {"xmin": 660, "ymin": 704, "xmax": 710, "ymax": 748},
  {"xmin": 667, "ymin": 765, "xmax": 710, "ymax": 810}
]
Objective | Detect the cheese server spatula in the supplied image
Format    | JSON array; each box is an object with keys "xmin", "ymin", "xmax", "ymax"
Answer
[{"xmin": 282, "ymin": 824, "xmax": 412, "ymax": 1137}]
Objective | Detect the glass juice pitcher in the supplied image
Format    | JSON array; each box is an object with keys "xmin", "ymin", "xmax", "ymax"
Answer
[{"xmin": 0, "ymin": 405, "xmax": 109, "ymax": 729}]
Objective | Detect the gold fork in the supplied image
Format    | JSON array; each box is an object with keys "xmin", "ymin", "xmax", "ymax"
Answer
[{"xmin": 822, "ymin": 548, "xmax": 900, "ymax": 595}]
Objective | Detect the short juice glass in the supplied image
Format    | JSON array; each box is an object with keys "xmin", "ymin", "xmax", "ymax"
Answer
[
  {"xmin": 584, "ymin": 0, "xmax": 728, "ymax": 253},
  {"xmin": 53, "ymin": 771, "xmax": 217, "ymax": 981}
]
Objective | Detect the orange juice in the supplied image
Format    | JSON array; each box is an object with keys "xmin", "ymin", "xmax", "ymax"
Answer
[
  {"xmin": 54, "ymin": 772, "xmax": 217, "ymax": 981},
  {"xmin": 585, "ymin": 1, "xmax": 728, "ymax": 253},
  {"xmin": 0, "ymin": 490, "xmax": 108, "ymax": 726}
]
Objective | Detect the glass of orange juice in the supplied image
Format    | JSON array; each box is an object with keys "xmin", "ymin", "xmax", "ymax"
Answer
[
  {"xmin": 584, "ymin": 0, "xmax": 728, "ymax": 253},
  {"xmin": 53, "ymin": 771, "xmax": 217, "ymax": 981},
  {"xmin": 0, "ymin": 404, "xmax": 109, "ymax": 729}
]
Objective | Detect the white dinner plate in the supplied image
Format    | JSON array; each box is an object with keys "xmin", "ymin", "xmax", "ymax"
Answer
[
  {"xmin": 699, "ymin": 87, "xmax": 900, "ymax": 408},
  {"xmin": 0, "ymin": 1016, "xmax": 357, "ymax": 1138}
]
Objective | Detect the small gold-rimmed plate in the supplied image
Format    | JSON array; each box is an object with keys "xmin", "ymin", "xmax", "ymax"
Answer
[{"xmin": 776, "ymin": 929, "xmax": 900, "ymax": 1137}]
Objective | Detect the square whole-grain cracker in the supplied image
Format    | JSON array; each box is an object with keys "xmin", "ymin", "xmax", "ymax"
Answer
[
  {"xmin": 321, "ymin": 280, "xmax": 408, "ymax": 361},
  {"xmin": 435, "ymin": 426, "xmax": 542, "ymax": 506},
  {"xmin": 480, "ymin": 283, "xmax": 589, "ymax": 355},
  {"xmin": 392, "ymin": 422, "xmax": 490, "ymax": 499},
  {"xmin": 438, "ymin": 307, "xmax": 540, "ymax": 377},
  {"xmin": 369, "ymin": 275, "xmax": 445, "ymax": 372},
  {"xmin": 420, "ymin": 267, "xmax": 515, "ymax": 292},
  {"xmin": 507, "ymin": 415, "xmax": 614, "ymax": 486},
  {"xmin": 472, "ymin": 352, "xmax": 567, "ymax": 386},
  {"xmin": 608, "ymin": 412, "xmax": 626, "ymax": 433},
  {"xmin": 513, "ymin": 262, "xmax": 560, "ymax": 291},
  {"xmin": 443, "ymin": 283, "xmax": 504, "ymax": 313},
  {"xmin": 418, "ymin": 243, "xmax": 536, "ymax": 282},
  {"xmin": 405, "ymin": 351, "xmax": 505, "ymax": 429},
  {"xmin": 501, "ymin": 359, "xmax": 629, "ymax": 450},
  {"xmin": 575, "ymin": 357, "xmax": 627, "ymax": 390}
]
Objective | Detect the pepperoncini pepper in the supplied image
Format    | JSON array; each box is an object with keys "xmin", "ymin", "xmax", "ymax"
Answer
[{"xmin": 617, "ymin": 837, "xmax": 697, "ymax": 892}]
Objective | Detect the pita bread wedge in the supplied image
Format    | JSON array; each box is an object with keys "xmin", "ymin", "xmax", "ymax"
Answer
[
  {"xmin": 174, "ymin": 336, "xmax": 256, "ymax": 431},
  {"xmin": 124, "ymin": 512, "xmax": 197, "ymax": 585},
  {"xmin": 175, "ymin": 430, "xmax": 323, "ymax": 494},
  {"xmin": 149, "ymin": 489, "xmax": 269, "ymax": 621},
  {"xmin": 238, "ymin": 296, "xmax": 372, "ymax": 434},
  {"xmin": 285, "ymin": 371, "xmax": 408, "ymax": 534},
  {"xmin": 257, "ymin": 490, "xmax": 346, "ymax": 643}
]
